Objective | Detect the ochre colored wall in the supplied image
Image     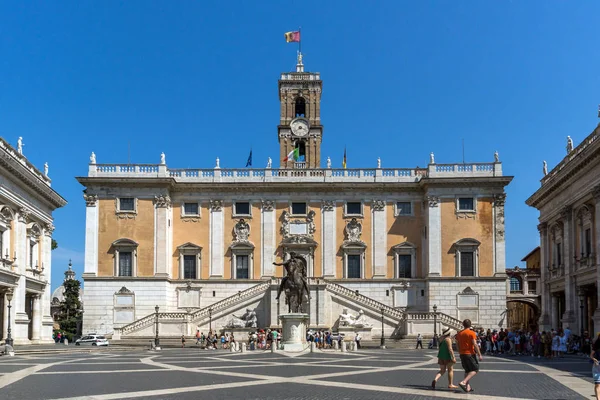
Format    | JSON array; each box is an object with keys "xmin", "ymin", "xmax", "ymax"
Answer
[
  {"xmin": 171, "ymin": 202, "xmax": 209, "ymax": 279},
  {"xmin": 387, "ymin": 201, "xmax": 423, "ymax": 278},
  {"xmin": 525, "ymin": 248, "xmax": 541, "ymax": 270},
  {"xmin": 336, "ymin": 203, "xmax": 372, "ymax": 278},
  {"xmin": 98, "ymin": 198, "xmax": 155, "ymax": 277},
  {"xmin": 440, "ymin": 198, "xmax": 494, "ymax": 277}
]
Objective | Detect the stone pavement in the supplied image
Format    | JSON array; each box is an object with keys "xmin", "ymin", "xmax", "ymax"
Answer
[{"xmin": 0, "ymin": 347, "xmax": 595, "ymax": 400}]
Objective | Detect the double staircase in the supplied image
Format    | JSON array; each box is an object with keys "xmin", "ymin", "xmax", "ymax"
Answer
[{"xmin": 113, "ymin": 280, "xmax": 271, "ymax": 338}]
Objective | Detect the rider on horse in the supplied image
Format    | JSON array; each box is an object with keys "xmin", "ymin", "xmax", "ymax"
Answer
[{"xmin": 273, "ymin": 252, "xmax": 310, "ymax": 306}]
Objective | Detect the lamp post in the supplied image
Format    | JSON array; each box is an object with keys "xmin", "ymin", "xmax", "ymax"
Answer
[
  {"xmin": 5, "ymin": 290, "xmax": 13, "ymax": 349},
  {"xmin": 433, "ymin": 304, "xmax": 438, "ymax": 348},
  {"xmin": 154, "ymin": 305, "xmax": 160, "ymax": 348},
  {"xmin": 209, "ymin": 307, "xmax": 213, "ymax": 334},
  {"xmin": 380, "ymin": 308, "xmax": 386, "ymax": 349}
]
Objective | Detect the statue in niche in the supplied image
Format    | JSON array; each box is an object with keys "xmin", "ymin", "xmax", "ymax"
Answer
[
  {"xmin": 338, "ymin": 309, "xmax": 372, "ymax": 328},
  {"xmin": 281, "ymin": 211, "xmax": 290, "ymax": 238},
  {"xmin": 233, "ymin": 219, "xmax": 250, "ymax": 242},
  {"xmin": 225, "ymin": 308, "xmax": 258, "ymax": 328},
  {"xmin": 345, "ymin": 218, "xmax": 362, "ymax": 242}
]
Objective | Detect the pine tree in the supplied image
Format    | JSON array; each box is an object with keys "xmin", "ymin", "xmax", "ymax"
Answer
[{"xmin": 58, "ymin": 278, "xmax": 82, "ymax": 341}]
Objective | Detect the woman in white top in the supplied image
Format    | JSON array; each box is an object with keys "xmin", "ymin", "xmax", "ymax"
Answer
[
  {"xmin": 558, "ymin": 332, "xmax": 567, "ymax": 357},
  {"xmin": 551, "ymin": 332, "xmax": 560, "ymax": 358}
]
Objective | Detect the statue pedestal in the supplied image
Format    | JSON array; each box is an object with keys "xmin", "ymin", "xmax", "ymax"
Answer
[
  {"xmin": 221, "ymin": 327, "xmax": 255, "ymax": 343},
  {"xmin": 338, "ymin": 326, "xmax": 373, "ymax": 341},
  {"xmin": 279, "ymin": 313, "xmax": 309, "ymax": 352}
]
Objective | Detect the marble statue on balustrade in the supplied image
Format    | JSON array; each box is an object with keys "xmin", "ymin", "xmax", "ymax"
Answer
[
  {"xmin": 224, "ymin": 308, "xmax": 258, "ymax": 328},
  {"xmin": 267, "ymin": 157, "xmax": 272, "ymax": 169},
  {"xmin": 338, "ymin": 309, "xmax": 372, "ymax": 328},
  {"xmin": 90, "ymin": 152, "xmax": 96, "ymax": 164},
  {"xmin": 567, "ymin": 136, "xmax": 574, "ymax": 153}
]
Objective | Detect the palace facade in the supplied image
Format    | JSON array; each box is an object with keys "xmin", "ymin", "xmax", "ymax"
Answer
[
  {"xmin": 527, "ymin": 124, "xmax": 600, "ymax": 335},
  {"xmin": 79, "ymin": 56, "xmax": 512, "ymax": 340},
  {"xmin": 0, "ymin": 137, "xmax": 66, "ymax": 344}
]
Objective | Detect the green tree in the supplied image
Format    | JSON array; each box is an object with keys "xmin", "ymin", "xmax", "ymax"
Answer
[
  {"xmin": 51, "ymin": 239, "xmax": 58, "ymax": 250},
  {"xmin": 58, "ymin": 278, "xmax": 82, "ymax": 342}
]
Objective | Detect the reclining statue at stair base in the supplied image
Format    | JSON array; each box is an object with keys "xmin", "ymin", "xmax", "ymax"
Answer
[
  {"xmin": 224, "ymin": 308, "xmax": 258, "ymax": 328},
  {"xmin": 338, "ymin": 309, "xmax": 373, "ymax": 328}
]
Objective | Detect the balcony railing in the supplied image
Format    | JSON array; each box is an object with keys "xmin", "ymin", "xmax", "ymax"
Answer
[{"xmin": 89, "ymin": 162, "xmax": 501, "ymax": 183}]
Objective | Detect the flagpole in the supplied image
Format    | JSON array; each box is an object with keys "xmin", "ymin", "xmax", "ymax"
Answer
[{"xmin": 299, "ymin": 26, "xmax": 302, "ymax": 54}]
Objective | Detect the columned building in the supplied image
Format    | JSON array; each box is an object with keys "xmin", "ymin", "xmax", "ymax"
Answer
[
  {"xmin": 506, "ymin": 247, "xmax": 541, "ymax": 331},
  {"xmin": 0, "ymin": 137, "xmax": 66, "ymax": 344},
  {"xmin": 527, "ymin": 124, "xmax": 600, "ymax": 335},
  {"xmin": 78, "ymin": 55, "xmax": 512, "ymax": 339}
]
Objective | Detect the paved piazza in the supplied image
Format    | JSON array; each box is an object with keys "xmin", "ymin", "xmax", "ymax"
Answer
[{"xmin": 0, "ymin": 348, "xmax": 595, "ymax": 399}]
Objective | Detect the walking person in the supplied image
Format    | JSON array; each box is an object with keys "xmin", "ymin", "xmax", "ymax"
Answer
[
  {"xmin": 355, "ymin": 333, "xmax": 362, "ymax": 349},
  {"xmin": 590, "ymin": 333, "xmax": 600, "ymax": 399},
  {"xmin": 181, "ymin": 335, "xmax": 186, "ymax": 348},
  {"xmin": 456, "ymin": 319, "xmax": 482, "ymax": 393},
  {"xmin": 416, "ymin": 333, "xmax": 423, "ymax": 349},
  {"xmin": 431, "ymin": 328, "xmax": 458, "ymax": 390},
  {"xmin": 195, "ymin": 330, "xmax": 201, "ymax": 345}
]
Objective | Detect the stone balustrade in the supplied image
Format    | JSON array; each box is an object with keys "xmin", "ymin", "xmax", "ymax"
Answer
[
  {"xmin": 89, "ymin": 163, "xmax": 501, "ymax": 182},
  {"xmin": 0, "ymin": 137, "xmax": 52, "ymax": 186},
  {"xmin": 280, "ymin": 73, "xmax": 320, "ymax": 81}
]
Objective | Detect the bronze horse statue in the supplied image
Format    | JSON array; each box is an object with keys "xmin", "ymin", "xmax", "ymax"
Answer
[{"xmin": 273, "ymin": 253, "xmax": 310, "ymax": 313}]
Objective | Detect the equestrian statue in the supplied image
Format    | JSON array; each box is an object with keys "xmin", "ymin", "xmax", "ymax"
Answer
[{"xmin": 273, "ymin": 252, "xmax": 310, "ymax": 313}]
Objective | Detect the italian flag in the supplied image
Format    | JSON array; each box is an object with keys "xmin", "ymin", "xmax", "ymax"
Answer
[{"xmin": 283, "ymin": 148, "xmax": 299, "ymax": 162}]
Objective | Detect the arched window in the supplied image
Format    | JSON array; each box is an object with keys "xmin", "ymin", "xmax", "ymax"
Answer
[
  {"xmin": 510, "ymin": 276, "xmax": 522, "ymax": 293},
  {"xmin": 295, "ymin": 97, "xmax": 306, "ymax": 117}
]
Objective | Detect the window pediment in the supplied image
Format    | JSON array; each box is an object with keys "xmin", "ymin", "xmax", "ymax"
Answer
[
  {"xmin": 177, "ymin": 242, "xmax": 202, "ymax": 251},
  {"xmin": 111, "ymin": 238, "xmax": 139, "ymax": 248},
  {"xmin": 454, "ymin": 238, "xmax": 481, "ymax": 247},
  {"xmin": 230, "ymin": 241, "xmax": 255, "ymax": 250},
  {"xmin": 392, "ymin": 241, "xmax": 417, "ymax": 252}
]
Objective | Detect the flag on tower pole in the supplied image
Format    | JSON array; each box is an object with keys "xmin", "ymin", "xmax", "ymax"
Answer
[
  {"xmin": 342, "ymin": 147, "xmax": 347, "ymax": 169},
  {"xmin": 283, "ymin": 148, "xmax": 299, "ymax": 162},
  {"xmin": 284, "ymin": 31, "xmax": 300, "ymax": 43},
  {"xmin": 245, "ymin": 149, "xmax": 252, "ymax": 167}
]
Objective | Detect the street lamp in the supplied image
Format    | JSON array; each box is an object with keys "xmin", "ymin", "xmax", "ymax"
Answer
[
  {"xmin": 154, "ymin": 305, "xmax": 160, "ymax": 348},
  {"xmin": 433, "ymin": 304, "xmax": 438, "ymax": 348},
  {"xmin": 380, "ymin": 308, "xmax": 386, "ymax": 349},
  {"xmin": 209, "ymin": 307, "xmax": 213, "ymax": 334},
  {"xmin": 5, "ymin": 290, "xmax": 13, "ymax": 349}
]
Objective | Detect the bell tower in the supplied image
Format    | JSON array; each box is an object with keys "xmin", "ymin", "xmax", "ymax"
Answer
[{"xmin": 278, "ymin": 53, "xmax": 323, "ymax": 169}]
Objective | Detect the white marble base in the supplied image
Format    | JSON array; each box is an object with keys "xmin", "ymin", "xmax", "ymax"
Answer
[
  {"xmin": 338, "ymin": 326, "xmax": 373, "ymax": 341},
  {"xmin": 279, "ymin": 313, "xmax": 308, "ymax": 351}
]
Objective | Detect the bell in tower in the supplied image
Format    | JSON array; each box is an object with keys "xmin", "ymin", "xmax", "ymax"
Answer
[{"xmin": 278, "ymin": 53, "xmax": 323, "ymax": 169}]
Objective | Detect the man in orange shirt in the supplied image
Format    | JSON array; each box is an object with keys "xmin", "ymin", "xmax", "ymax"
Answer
[{"xmin": 455, "ymin": 319, "xmax": 482, "ymax": 393}]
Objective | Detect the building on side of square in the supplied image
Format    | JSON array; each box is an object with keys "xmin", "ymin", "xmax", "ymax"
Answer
[
  {"xmin": 78, "ymin": 55, "xmax": 512, "ymax": 340},
  {"xmin": 0, "ymin": 137, "xmax": 67, "ymax": 344},
  {"xmin": 506, "ymin": 247, "xmax": 541, "ymax": 331},
  {"xmin": 527, "ymin": 125, "xmax": 600, "ymax": 335}
]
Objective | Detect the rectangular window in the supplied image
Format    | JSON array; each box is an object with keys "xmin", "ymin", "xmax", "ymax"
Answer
[
  {"xmin": 528, "ymin": 281, "xmax": 537, "ymax": 294},
  {"xmin": 460, "ymin": 251, "xmax": 475, "ymax": 276},
  {"xmin": 119, "ymin": 198, "xmax": 135, "ymax": 211},
  {"xmin": 118, "ymin": 252, "xmax": 133, "ymax": 277},
  {"xmin": 291, "ymin": 202, "xmax": 307, "ymax": 215},
  {"xmin": 183, "ymin": 255, "xmax": 197, "ymax": 279},
  {"xmin": 345, "ymin": 202, "xmax": 362, "ymax": 215},
  {"xmin": 183, "ymin": 203, "xmax": 199, "ymax": 216},
  {"xmin": 234, "ymin": 202, "xmax": 251, "ymax": 216},
  {"xmin": 396, "ymin": 202, "xmax": 412, "ymax": 216},
  {"xmin": 236, "ymin": 255, "xmax": 249, "ymax": 279},
  {"xmin": 347, "ymin": 255, "xmax": 361, "ymax": 278},
  {"xmin": 458, "ymin": 198, "xmax": 475, "ymax": 211},
  {"xmin": 30, "ymin": 242, "xmax": 35, "ymax": 268},
  {"xmin": 585, "ymin": 228, "xmax": 592, "ymax": 256},
  {"xmin": 398, "ymin": 254, "xmax": 412, "ymax": 278}
]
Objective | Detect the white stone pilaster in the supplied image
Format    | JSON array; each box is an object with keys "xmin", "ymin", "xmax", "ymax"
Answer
[
  {"xmin": 322, "ymin": 201, "xmax": 336, "ymax": 278},
  {"xmin": 561, "ymin": 205, "xmax": 576, "ymax": 326},
  {"xmin": 261, "ymin": 200, "xmax": 276, "ymax": 277},
  {"xmin": 31, "ymin": 294, "xmax": 42, "ymax": 341},
  {"xmin": 14, "ymin": 210, "xmax": 28, "ymax": 319},
  {"xmin": 493, "ymin": 194, "xmax": 506, "ymax": 276},
  {"xmin": 41, "ymin": 226, "xmax": 54, "ymax": 341},
  {"xmin": 427, "ymin": 196, "xmax": 441, "ymax": 276},
  {"xmin": 372, "ymin": 200, "xmax": 387, "ymax": 278},
  {"xmin": 209, "ymin": 200, "xmax": 224, "ymax": 278},
  {"xmin": 83, "ymin": 194, "xmax": 99, "ymax": 277},
  {"xmin": 538, "ymin": 223, "xmax": 551, "ymax": 330},
  {"xmin": 154, "ymin": 195, "xmax": 171, "ymax": 277}
]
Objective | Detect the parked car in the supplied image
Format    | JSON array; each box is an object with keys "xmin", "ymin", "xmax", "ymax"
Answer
[{"xmin": 75, "ymin": 334, "xmax": 109, "ymax": 346}]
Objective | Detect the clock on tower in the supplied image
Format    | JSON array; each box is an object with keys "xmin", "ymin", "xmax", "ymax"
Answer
[{"xmin": 278, "ymin": 53, "xmax": 323, "ymax": 169}]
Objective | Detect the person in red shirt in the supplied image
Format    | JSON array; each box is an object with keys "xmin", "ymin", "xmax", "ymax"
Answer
[{"xmin": 455, "ymin": 319, "xmax": 482, "ymax": 393}]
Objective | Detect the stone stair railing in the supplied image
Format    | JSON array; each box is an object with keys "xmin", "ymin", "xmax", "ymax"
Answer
[
  {"xmin": 404, "ymin": 312, "xmax": 464, "ymax": 331},
  {"xmin": 115, "ymin": 280, "xmax": 271, "ymax": 337},
  {"xmin": 321, "ymin": 279, "xmax": 406, "ymax": 321}
]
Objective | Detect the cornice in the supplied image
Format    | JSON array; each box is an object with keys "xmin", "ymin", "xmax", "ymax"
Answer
[{"xmin": 0, "ymin": 151, "xmax": 67, "ymax": 209}]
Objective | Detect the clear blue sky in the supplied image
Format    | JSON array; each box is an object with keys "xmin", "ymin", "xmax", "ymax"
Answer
[{"xmin": 1, "ymin": 1, "xmax": 599, "ymax": 291}]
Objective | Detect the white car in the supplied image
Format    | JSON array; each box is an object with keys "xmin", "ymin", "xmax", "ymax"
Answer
[{"xmin": 75, "ymin": 334, "xmax": 109, "ymax": 346}]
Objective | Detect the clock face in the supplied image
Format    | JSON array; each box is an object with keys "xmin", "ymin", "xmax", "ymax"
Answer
[{"xmin": 290, "ymin": 118, "xmax": 310, "ymax": 136}]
